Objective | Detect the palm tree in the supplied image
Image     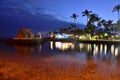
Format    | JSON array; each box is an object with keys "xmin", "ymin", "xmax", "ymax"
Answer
[
  {"xmin": 113, "ymin": 4, "xmax": 120, "ymax": 21},
  {"xmin": 89, "ymin": 13, "xmax": 99, "ymax": 23},
  {"xmin": 71, "ymin": 13, "xmax": 78, "ymax": 25},
  {"xmin": 85, "ymin": 13, "xmax": 101, "ymax": 34},
  {"xmin": 100, "ymin": 19, "xmax": 113, "ymax": 31},
  {"xmin": 81, "ymin": 9, "xmax": 92, "ymax": 23},
  {"xmin": 100, "ymin": 19, "xmax": 106, "ymax": 24},
  {"xmin": 57, "ymin": 28, "xmax": 68, "ymax": 34},
  {"xmin": 106, "ymin": 20, "xmax": 113, "ymax": 31},
  {"xmin": 97, "ymin": 22, "xmax": 102, "ymax": 27},
  {"xmin": 99, "ymin": 19, "xmax": 106, "ymax": 27},
  {"xmin": 89, "ymin": 13, "xmax": 100, "ymax": 29},
  {"xmin": 100, "ymin": 19, "xmax": 107, "ymax": 29},
  {"xmin": 96, "ymin": 17, "xmax": 102, "ymax": 27}
]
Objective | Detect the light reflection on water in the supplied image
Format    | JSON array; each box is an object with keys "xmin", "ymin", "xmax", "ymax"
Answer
[
  {"xmin": 54, "ymin": 42, "xmax": 74, "ymax": 51},
  {"xmin": 0, "ymin": 42, "xmax": 120, "ymax": 63},
  {"xmin": 50, "ymin": 41, "xmax": 120, "ymax": 57},
  {"xmin": 49, "ymin": 41, "xmax": 120, "ymax": 63}
]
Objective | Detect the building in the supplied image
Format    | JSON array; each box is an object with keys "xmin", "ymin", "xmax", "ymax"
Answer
[{"xmin": 14, "ymin": 28, "xmax": 35, "ymax": 39}]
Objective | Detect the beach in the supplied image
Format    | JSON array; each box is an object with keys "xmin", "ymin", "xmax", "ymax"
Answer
[{"xmin": 0, "ymin": 53, "xmax": 120, "ymax": 80}]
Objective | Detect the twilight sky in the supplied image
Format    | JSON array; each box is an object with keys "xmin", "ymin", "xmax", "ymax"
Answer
[{"xmin": 0, "ymin": 0, "xmax": 120, "ymax": 38}]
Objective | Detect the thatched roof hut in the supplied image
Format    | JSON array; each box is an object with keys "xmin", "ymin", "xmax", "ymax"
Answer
[{"xmin": 14, "ymin": 28, "xmax": 35, "ymax": 39}]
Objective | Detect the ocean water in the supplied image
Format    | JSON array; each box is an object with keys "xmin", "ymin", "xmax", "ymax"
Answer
[{"xmin": 0, "ymin": 41, "xmax": 120, "ymax": 63}]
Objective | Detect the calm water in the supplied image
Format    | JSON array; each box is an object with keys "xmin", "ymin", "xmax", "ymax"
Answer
[{"xmin": 0, "ymin": 41, "xmax": 120, "ymax": 64}]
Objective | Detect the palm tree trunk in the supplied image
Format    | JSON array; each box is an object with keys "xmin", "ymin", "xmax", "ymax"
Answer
[
  {"xmin": 74, "ymin": 19, "xmax": 76, "ymax": 26},
  {"xmin": 118, "ymin": 10, "xmax": 120, "ymax": 21},
  {"xmin": 87, "ymin": 16, "xmax": 88, "ymax": 23}
]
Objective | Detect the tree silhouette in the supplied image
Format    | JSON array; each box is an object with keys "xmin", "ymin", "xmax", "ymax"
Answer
[
  {"xmin": 57, "ymin": 28, "xmax": 68, "ymax": 34},
  {"xmin": 89, "ymin": 13, "xmax": 99, "ymax": 23},
  {"xmin": 106, "ymin": 20, "xmax": 113, "ymax": 31},
  {"xmin": 113, "ymin": 4, "xmax": 120, "ymax": 21},
  {"xmin": 71, "ymin": 13, "xmax": 78, "ymax": 25},
  {"xmin": 100, "ymin": 19, "xmax": 113, "ymax": 31},
  {"xmin": 82, "ymin": 9, "xmax": 92, "ymax": 23},
  {"xmin": 88, "ymin": 13, "xmax": 100, "ymax": 31}
]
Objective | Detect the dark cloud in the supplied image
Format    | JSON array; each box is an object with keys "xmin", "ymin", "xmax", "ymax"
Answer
[
  {"xmin": 0, "ymin": 0, "xmax": 44, "ymax": 15},
  {"xmin": 0, "ymin": 0, "xmax": 85, "ymax": 38},
  {"xmin": 0, "ymin": 13, "xmax": 68, "ymax": 38}
]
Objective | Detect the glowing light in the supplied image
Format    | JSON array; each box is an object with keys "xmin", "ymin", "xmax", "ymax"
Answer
[
  {"xmin": 55, "ymin": 42, "xmax": 73, "ymax": 51},
  {"xmin": 115, "ymin": 47, "xmax": 118, "ymax": 57},
  {"xmin": 93, "ymin": 44, "xmax": 96, "ymax": 56},
  {"xmin": 50, "ymin": 34, "xmax": 53, "ymax": 37},
  {"xmin": 95, "ymin": 45, "xmax": 98, "ymax": 55},
  {"xmin": 56, "ymin": 34, "xmax": 63, "ymax": 38},
  {"xmin": 76, "ymin": 35, "xmax": 79, "ymax": 38},
  {"xmin": 55, "ymin": 42, "xmax": 62, "ymax": 49},
  {"xmin": 71, "ymin": 44, "xmax": 75, "ymax": 49},
  {"xmin": 56, "ymin": 34, "xmax": 69, "ymax": 39},
  {"xmin": 100, "ymin": 44, "xmax": 103, "ymax": 54},
  {"xmin": 79, "ymin": 43, "xmax": 84, "ymax": 51},
  {"xmin": 104, "ymin": 44, "xmax": 107, "ymax": 55},
  {"xmin": 50, "ymin": 41, "xmax": 53, "ymax": 50},
  {"xmin": 111, "ymin": 45, "xmax": 114, "ymax": 55},
  {"xmin": 87, "ymin": 44, "xmax": 91, "ymax": 51},
  {"xmin": 93, "ymin": 44, "xmax": 98, "ymax": 56},
  {"xmin": 104, "ymin": 33, "xmax": 108, "ymax": 36}
]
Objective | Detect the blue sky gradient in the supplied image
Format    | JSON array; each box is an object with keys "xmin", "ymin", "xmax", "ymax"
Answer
[{"xmin": 0, "ymin": 0, "xmax": 120, "ymax": 38}]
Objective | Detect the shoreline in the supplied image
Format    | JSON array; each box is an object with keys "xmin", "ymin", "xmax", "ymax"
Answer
[
  {"xmin": 0, "ymin": 38, "xmax": 120, "ymax": 46},
  {"xmin": 77, "ymin": 39, "xmax": 120, "ymax": 44},
  {"xmin": 50, "ymin": 38, "xmax": 120, "ymax": 44}
]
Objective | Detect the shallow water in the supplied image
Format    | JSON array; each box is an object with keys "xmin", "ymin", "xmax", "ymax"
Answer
[{"xmin": 0, "ymin": 41, "xmax": 120, "ymax": 80}]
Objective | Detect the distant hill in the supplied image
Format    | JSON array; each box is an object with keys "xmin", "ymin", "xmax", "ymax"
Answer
[{"xmin": 0, "ymin": 13, "xmax": 85, "ymax": 38}]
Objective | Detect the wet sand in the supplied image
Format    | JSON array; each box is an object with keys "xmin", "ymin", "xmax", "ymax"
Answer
[{"xmin": 0, "ymin": 53, "xmax": 120, "ymax": 80}]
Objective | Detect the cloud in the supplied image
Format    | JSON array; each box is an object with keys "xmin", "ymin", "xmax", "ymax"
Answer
[
  {"xmin": 0, "ymin": 11, "xmax": 85, "ymax": 38},
  {"xmin": 0, "ymin": 12, "xmax": 67, "ymax": 38},
  {"xmin": 0, "ymin": 0, "xmax": 85, "ymax": 38},
  {"xmin": 0, "ymin": 0, "xmax": 45, "ymax": 16}
]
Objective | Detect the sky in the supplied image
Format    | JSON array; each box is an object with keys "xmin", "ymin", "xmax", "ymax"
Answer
[{"xmin": 0, "ymin": 0, "xmax": 120, "ymax": 38}]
